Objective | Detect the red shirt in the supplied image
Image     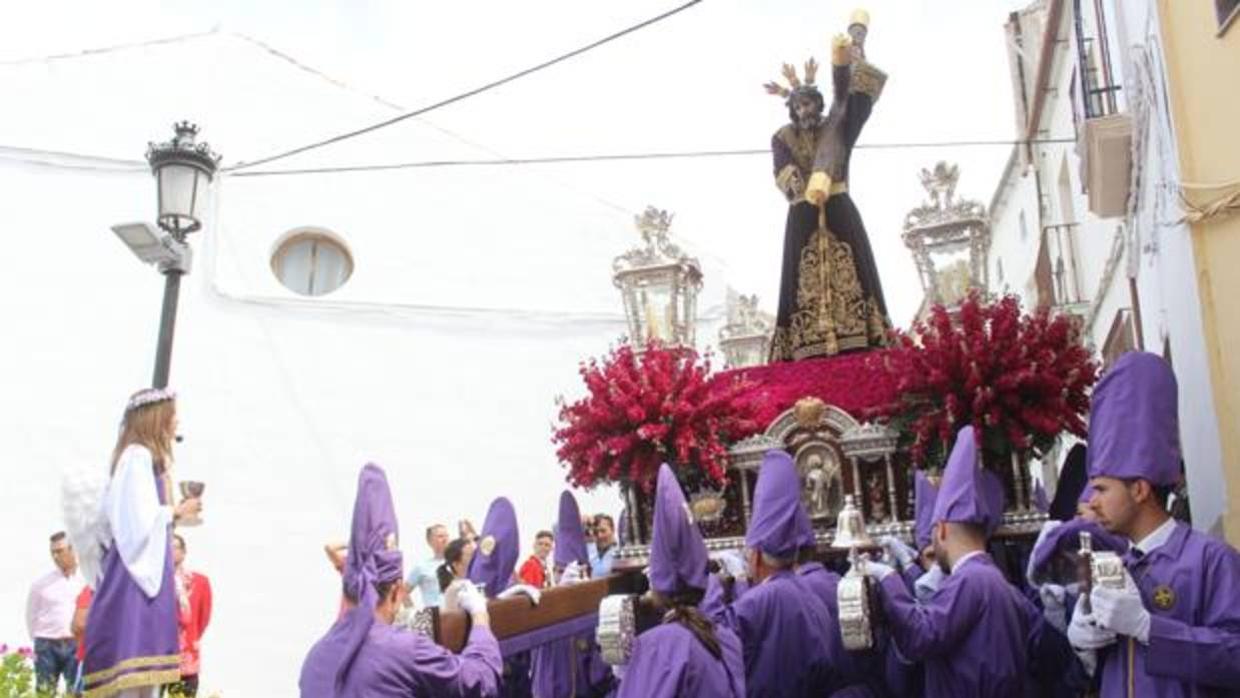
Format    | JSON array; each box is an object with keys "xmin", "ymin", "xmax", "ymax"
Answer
[
  {"xmin": 517, "ymin": 555, "xmax": 547, "ymax": 588},
  {"xmin": 176, "ymin": 571, "xmax": 213, "ymax": 677},
  {"xmin": 74, "ymin": 587, "xmax": 92, "ymax": 662}
]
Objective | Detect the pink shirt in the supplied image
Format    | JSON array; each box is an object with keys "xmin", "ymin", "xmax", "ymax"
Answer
[{"xmin": 26, "ymin": 569, "xmax": 81, "ymax": 640}]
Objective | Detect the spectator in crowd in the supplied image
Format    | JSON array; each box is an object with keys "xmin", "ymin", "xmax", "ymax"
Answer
[
  {"xmin": 168, "ymin": 534, "xmax": 212, "ymax": 697},
  {"xmin": 458, "ymin": 519, "xmax": 479, "ymax": 543},
  {"xmin": 437, "ymin": 537, "xmax": 477, "ymax": 593},
  {"xmin": 71, "ymin": 584, "xmax": 92, "ymax": 696},
  {"xmin": 517, "ymin": 530, "xmax": 555, "ymax": 588},
  {"xmin": 588, "ymin": 514, "xmax": 617, "ymax": 578},
  {"xmin": 406, "ymin": 524, "xmax": 450, "ymax": 608},
  {"xmin": 27, "ymin": 531, "xmax": 83, "ymax": 695}
]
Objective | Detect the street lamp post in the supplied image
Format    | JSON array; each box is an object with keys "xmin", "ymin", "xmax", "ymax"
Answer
[{"xmin": 112, "ymin": 122, "xmax": 221, "ymax": 388}]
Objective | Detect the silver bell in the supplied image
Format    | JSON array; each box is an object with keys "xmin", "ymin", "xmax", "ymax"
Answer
[{"xmin": 831, "ymin": 494, "xmax": 874, "ymax": 550}]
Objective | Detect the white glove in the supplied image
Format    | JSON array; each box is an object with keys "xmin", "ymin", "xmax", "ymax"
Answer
[
  {"xmin": 711, "ymin": 550, "xmax": 749, "ymax": 581},
  {"xmin": 455, "ymin": 580, "xmax": 488, "ymax": 616},
  {"xmin": 496, "ymin": 583, "xmax": 541, "ymax": 606},
  {"xmin": 878, "ymin": 535, "xmax": 918, "ymax": 570},
  {"xmin": 1092, "ymin": 571, "xmax": 1151, "ymax": 643},
  {"xmin": 1039, "ymin": 583, "xmax": 1069, "ymax": 634},
  {"xmin": 560, "ymin": 561, "xmax": 584, "ymax": 586},
  {"xmin": 1067, "ymin": 595, "xmax": 1117, "ymax": 650},
  {"xmin": 611, "ymin": 663, "xmax": 626, "ymax": 681},
  {"xmin": 861, "ymin": 557, "xmax": 896, "ymax": 581},
  {"xmin": 914, "ymin": 565, "xmax": 945, "ymax": 601}
]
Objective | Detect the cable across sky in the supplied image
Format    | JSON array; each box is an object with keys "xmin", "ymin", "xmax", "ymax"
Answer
[
  {"xmin": 225, "ymin": 0, "xmax": 706, "ymax": 172},
  {"xmin": 226, "ymin": 138, "xmax": 1076, "ymax": 178}
]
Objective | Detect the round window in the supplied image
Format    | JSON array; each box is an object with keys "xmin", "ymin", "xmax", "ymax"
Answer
[{"xmin": 271, "ymin": 230, "xmax": 353, "ymax": 297}]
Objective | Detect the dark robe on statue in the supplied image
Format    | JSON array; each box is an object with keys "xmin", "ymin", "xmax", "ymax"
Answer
[{"xmin": 770, "ymin": 57, "xmax": 891, "ymax": 361}]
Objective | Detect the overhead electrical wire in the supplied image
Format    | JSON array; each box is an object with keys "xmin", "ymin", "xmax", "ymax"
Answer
[
  {"xmin": 227, "ymin": 138, "xmax": 1078, "ymax": 177},
  {"xmin": 225, "ymin": 0, "xmax": 706, "ymax": 172}
]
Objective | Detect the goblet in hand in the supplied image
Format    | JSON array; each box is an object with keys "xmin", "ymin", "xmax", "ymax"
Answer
[{"xmin": 178, "ymin": 481, "xmax": 205, "ymax": 526}]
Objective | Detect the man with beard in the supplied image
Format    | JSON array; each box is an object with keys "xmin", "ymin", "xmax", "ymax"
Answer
[
  {"xmin": 1069, "ymin": 352, "xmax": 1240, "ymax": 696},
  {"xmin": 865, "ymin": 427, "xmax": 1033, "ymax": 697},
  {"xmin": 765, "ymin": 9, "xmax": 891, "ymax": 361}
]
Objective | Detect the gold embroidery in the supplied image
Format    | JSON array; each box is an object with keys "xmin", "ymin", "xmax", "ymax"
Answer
[
  {"xmin": 1152, "ymin": 585, "xmax": 1176, "ymax": 610},
  {"xmin": 776, "ymin": 125, "xmax": 818, "ymax": 174},
  {"xmin": 849, "ymin": 60, "xmax": 887, "ymax": 102},
  {"xmin": 776, "ymin": 164, "xmax": 805, "ymax": 202},
  {"xmin": 84, "ymin": 668, "xmax": 181, "ymax": 698},
  {"xmin": 770, "ymin": 220, "xmax": 889, "ymax": 361},
  {"xmin": 83, "ymin": 654, "xmax": 182, "ymax": 685}
]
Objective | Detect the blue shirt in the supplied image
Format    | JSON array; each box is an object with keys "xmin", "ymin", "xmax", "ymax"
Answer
[
  {"xmin": 587, "ymin": 543, "xmax": 615, "ymax": 578},
  {"xmin": 405, "ymin": 556, "xmax": 443, "ymax": 608}
]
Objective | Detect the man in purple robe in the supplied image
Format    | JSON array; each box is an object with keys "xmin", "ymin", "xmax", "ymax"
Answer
[
  {"xmin": 866, "ymin": 427, "xmax": 1034, "ymax": 697},
  {"xmin": 703, "ymin": 450, "xmax": 836, "ymax": 696},
  {"xmin": 614, "ymin": 464, "xmax": 745, "ymax": 697},
  {"xmin": 468, "ymin": 497, "xmax": 540, "ymax": 698},
  {"xmin": 529, "ymin": 492, "xmax": 612, "ymax": 698},
  {"xmin": 1069, "ymin": 352, "xmax": 1240, "ymax": 696},
  {"xmin": 299, "ymin": 464, "xmax": 501, "ymax": 697}
]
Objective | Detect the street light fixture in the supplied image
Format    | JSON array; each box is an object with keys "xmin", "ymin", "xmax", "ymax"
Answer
[{"xmin": 112, "ymin": 122, "xmax": 220, "ymax": 388}]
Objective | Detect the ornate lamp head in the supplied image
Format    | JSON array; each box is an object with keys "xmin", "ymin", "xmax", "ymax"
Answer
[{"xmin": 612, "ymin": 206, "xmax": 703, "ymax": 351}]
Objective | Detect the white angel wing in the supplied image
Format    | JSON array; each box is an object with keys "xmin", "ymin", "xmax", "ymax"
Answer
[{"xmin": 62, "ymin": 465, "xmax": 111, "ymax": 588}]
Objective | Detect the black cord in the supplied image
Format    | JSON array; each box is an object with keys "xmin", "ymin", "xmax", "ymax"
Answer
[
  {"xmin": 225, "ymin": 0, "xmax": 705, "ymax": 172},
  {"xmin": 228, "ymin": 138, "xmax": 1076, "ymax": 178}
]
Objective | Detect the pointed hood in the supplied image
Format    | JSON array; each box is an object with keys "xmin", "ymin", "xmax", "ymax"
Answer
[
  {"xmin": 648, "ymin": 464, "xmax": 710, "ymax": 595},
  {"xmin": 1087, "ymin": 352, "xmax": 1181, "ymax": 486},
  {"xmin": 299, "ymin": 463, "xmax": 402, "ymax": 697},
  {"xmin": 745, "ymin": 450, "xmax": 808, "ymax": 559},
  {"xmin": 554, "ymin": 491, "xmax": 589, "ymax": 568},
  {"xmin": 932, "ymin": 427, "xmax": 1005, "ymax": 536},
  {"xmin": 467, "ymin": 497, "xmax": 520, "ymax": 597},
  {"xmin": 913, "ymin": 470, "xmax": 940, "ymax": 549},
  {"xmin": 1027, "ymin": 518, "xmax": 1129, "ymax": 586},
  {"xmin": 1049, "ymin": 444, "xmax": 1088, "ymax": 521}
]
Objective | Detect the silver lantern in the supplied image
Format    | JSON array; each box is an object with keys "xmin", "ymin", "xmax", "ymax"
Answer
[{"xmin": 613, "ymin": 207, "xmax": 703, "ymax": 351}]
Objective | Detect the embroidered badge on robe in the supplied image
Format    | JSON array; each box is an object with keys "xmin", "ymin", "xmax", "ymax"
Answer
[
  {"xmin": 480, "ymin": 535, "xmax": 496, "ymax": 556},
  {"xmin": 1152, "ymin": 584, "xmax": 1176, "ymax": 610}
]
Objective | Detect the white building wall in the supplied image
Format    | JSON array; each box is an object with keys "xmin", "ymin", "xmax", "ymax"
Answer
[
  {"xmin": 989, "ymin": 0, "xmax": 1228, "ymax": 533},
  {"xmin": 0, "ymin": 34, "xmax": 735, "ymax": 693}
]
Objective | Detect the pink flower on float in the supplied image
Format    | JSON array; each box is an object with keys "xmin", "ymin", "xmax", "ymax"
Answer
[
  {"xmin": 0, "ymin": 642, "xmax": 8, "ymax": 654},
  {"xmin": 17, "ymin": 646, "xmax": 33, "ymax": 658}
]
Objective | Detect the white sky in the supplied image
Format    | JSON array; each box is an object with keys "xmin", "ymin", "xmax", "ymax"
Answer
[{"xmin": 2, "ymin": 0, "xmax": 1038, "ymax": 325}]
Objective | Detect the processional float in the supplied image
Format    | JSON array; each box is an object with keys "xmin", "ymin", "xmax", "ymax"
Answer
[{"xmin": 412, "ymin": 8, "xmax": 1098, "ymax": 660}]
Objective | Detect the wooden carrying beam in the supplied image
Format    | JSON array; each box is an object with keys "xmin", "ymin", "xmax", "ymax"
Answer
[{"xmin": 435, "ymin": 573, "xmax": 645, "ymax": 652}]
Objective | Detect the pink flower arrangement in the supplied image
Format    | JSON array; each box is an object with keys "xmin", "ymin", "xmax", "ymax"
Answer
[
  {"xmin": 867, "ymin": 292, "xmax": 1098, "ymax": 470},
  {"xmin": 553, "ymin": 342, "xmax": 759, "ymax": 492}
]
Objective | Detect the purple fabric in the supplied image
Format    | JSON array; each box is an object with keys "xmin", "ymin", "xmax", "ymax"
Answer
[
  {"xmin": 616, "ymin": 623, "xmax": 745, "ymax": 698},
  {"xmin": 706, "ymin": 569, "xmax": 835, "ymax": 696},
  {"xmin": 1096, "ymin": 521, "xmax": 1240, "ymax": 696},
  {"xmin": 1079, "ymin": 483, "xmax": 1095, "ymax": 505},
  {"xmin": 554, "ymin": 491, "xmax": 589, "ymax": 569},
  {"xmin": 82, "ymin": 469, "xmax": 179, "ymax": 696},
  {"xmin": 877, "ymin": 554, "xmax": 1032, "ymax": 697},
  {"xmin": 913, "ymin": 470, "xmax": 939, "ymax": 549},
  {"xmin": 300, "ymin": 464, "xmax": 403, "ymax": 697},
  {"xmin": 468, "ymin": 497, "xmax": 520, "ymax": 597},
  {"xmin": 1087, "ymin": 352, "xmax": 1181, "ymax": 486},
  {"xmin": 745, "ymin": 450, "xmax": 807, "ymax": 559},
  {"xmin": 1027, "ymin": 519, "xmax": 1128, "ymax": 586},
  {"xmin": 529, "ymin": 633, "xmax": 611, "ymax": 698},
  {"xmin": 648, "ymin": 464, "xmax": 709, "ymax": 595},
  {"xmin": 498, "ymin": 613, "xmax": 598, "ymax": 657},
  {"xmin": 931, "ymin": 427, "xmax": 1005, "ymax": 536},
  {"xmin": 336, "ymin": 622, "xmax": 502, "ymax": 697}
]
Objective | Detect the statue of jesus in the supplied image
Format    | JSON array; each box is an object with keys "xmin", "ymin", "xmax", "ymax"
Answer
[{"xmin": 765, "ymin": 9, "xmax": 892, "ymax": 361}]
